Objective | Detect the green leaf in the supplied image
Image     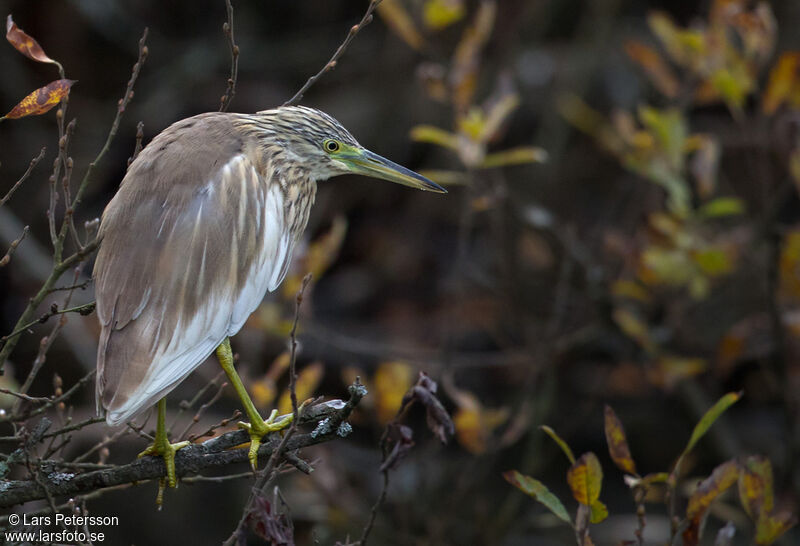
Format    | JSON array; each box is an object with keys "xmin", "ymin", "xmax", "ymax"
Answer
[
  {"xmin": 540, "ymin": 425, "xmax": 576, "ymax": 464},
  {"xmin": 698, "ymin": 197, "xmax": 745, "ymax": 218},
  {"xmin": 479, "ymin": 146, "xmax": 548, "ymax": 168},
  {"xmin": 503, "ymin": 470, "xmax": 572, "ymax": 524},
  {"xmin": 684, "ymin": 391, "xmax": 742, "ymax": 457}
]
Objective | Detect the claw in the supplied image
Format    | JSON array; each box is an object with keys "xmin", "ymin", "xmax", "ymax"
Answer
[{"xmin": 237, "ymin": 409, "xmax": 293, "ymax": 470}]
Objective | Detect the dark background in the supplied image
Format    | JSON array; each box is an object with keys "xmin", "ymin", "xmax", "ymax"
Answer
[{"xmin": 1, "ymin": 0, "xmax": 799, "ymax": 544}]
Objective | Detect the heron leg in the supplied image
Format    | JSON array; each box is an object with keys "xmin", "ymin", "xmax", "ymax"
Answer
[
  {"xmin": 137, "ymin": 398, "xmax": 190, "ymax": 503},
  {"xmin": 215, "ymin": 337, "xmax": 292, "ymax": 471}
]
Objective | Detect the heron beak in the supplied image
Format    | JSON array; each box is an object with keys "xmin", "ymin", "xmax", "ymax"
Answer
[{"xmin": 345, "ymin": 149, "xmax": 447, "ymax": 193}]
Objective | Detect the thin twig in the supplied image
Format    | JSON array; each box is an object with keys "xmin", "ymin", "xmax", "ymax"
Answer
[
  {"xmin": 219, "ymin": 0, "xmax": 239, "ymax": 112},
  {"xmin": 283, "ymin": 0, "xmax": 384, "ymax": 106},
  {"xmin": 127, "ymin": 121, "xmax": 145, "ymax": 167},
  {"xmin": 0, "ymin": 301, "xmax": 96, "ymax": 344},
  {"xmin": 0, "ymin": 225, "xmax": 29, "ymax": 269},
  {"xmin": 0, "ymin": 147, "xmax": 46, "ymax": 207},
  {"xmin": 223, "ymin": 275, "xmax": 313, "ymax": 546}
]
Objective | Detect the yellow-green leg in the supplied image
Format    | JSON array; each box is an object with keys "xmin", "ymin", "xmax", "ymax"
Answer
[
  {"xmin": 216, "ymin": 337, "xmax": 292, "ymax": 470},
  {"xmin": 138, "ymin": 398, "xmax": 190, "ymax": 504}
]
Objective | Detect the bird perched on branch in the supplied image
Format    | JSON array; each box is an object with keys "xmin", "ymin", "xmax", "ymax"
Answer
[{"xmin": 94, "ymin": 106, "xmax": 445, "ymax": 496}]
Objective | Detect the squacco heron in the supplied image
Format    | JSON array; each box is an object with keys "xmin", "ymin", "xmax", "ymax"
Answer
[{"xmin": 94, "ymin": 106, "xmax": 445, "ymax": 490}]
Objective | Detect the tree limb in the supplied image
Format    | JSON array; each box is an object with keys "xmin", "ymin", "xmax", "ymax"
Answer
[{"xmin": 0, "ymin": 386, "xmax": 364, "ymax": 509}]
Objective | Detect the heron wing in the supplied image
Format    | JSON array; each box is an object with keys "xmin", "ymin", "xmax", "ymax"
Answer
[{"xmin": 95, "ymin": 123, "xmax": 293, "ymax": 425}]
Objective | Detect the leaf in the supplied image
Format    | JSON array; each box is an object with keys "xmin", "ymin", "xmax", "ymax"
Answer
[
  {"xmin": 637, "ymin": 106, "xmax": 687, "ymax": 172},
  {"xmin": 683, "ymin": 391, "xmax": 742, "ymax": 457},
  {"xmin": 539, "ymin": 425, "xmax": 576, "ymax": 464},
  {"xmin": 5, "ymin": 15, "xmax": 59, "ymax": 65},
  {"xmin": 738, "ymin": 455, "xmax": 774, "ymax": 520},
  {"xmin": 624, "ymin": 40, "xmax": 680, "ymax": 98},
  {"xmin": 698, "ymin": 197, "xmax": 745, "ymax": 218},
  {"xmin": 2, "ymin": 79, "xmax": 75, "ymax": 120},
  {"xmin": 503, "ymin": 470, "xmax": 572, "ymax": 524},
  {"xmin": 374, "ymin": 361, "xmax": 415, "ymax": 424},
  {"xmin": 762, "ymin": 52, "xmax": 800, "ymax": 115},
  {"xmin": 423, "ymin": 0, "xmax": 465, "ymax": 30},
  {"xmin": 376, "ymin": 0, "xmax": 425, "ymax": 51},
  {"xmin": 450, "ymin": 0, "xmax": 496, "ymax": 111},
  {"xmin": 409, "ymin": 125, "xmax": 460, "ymax": 151},
  {"xmin": 282, "ymin": 216, "xmax": 347, "ymax": 297},
  {"xmin": 780, "ymin": 230, "xmax": 800, "ymax": 300},
  {"xmin": 613, "ymin": 307, "xmax": 655, "ymax": 353},
  {"xmin": 478, "ymin": 92, "xmax": 520, "ymax": 143},
  {"xmin": 691, "ymin": 247, "xmax": 733, "ymax": 276},
  {"xmin": 453, "ymin": 397, "xmax": 509, "ymax": 454},
  {"xmin": 567, "ymin": 452, "xmax": 603, "ymax": 506},
  {"xmin": 589, "ymin": 500, "xmax": 608, "ymax": 524},
  {"xmin": 684, "ymin": 460, "xmax": 740, "ymax": 546},
  {"xmin": 603, "ymin": 405, "xmax": 637, "ymax": 475},
  {"xmin": 479, "ymin": 146, "xmax": 548, "ymax": 168},
  {"xmin": 755, "ymin": 511, "xmax": 797, "ymax": 545},
  {"xmin": 417, "ymin": 170, "xmax": 468, "ymax": 186}
]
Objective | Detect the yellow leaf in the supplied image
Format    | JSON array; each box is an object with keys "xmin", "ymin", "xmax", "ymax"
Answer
[
  {"xmin": 282, "ymin": 216, "xmax": 347, "ymax": 298},
  {"xmin": 739, "ymin": 455, "xmax": 774, "ymax": 520},
  {"xmin": 613, "ymin": 307, "xmax": 654, "ymax": 353},
  {"xmin": 450, "ymin": 0, "xmax": 496, "ymax": 111},
  {"xmin": 409, "ymin": 125, "xmax": 460, "ymax": 151},
  {"xmin": 755, "ymin": 511, "xmax": 797, "ymax": 545},
  {"xmin": 417, "ymin": 170, "xmax": 467, "ymax": 186},
  {"xmin": 567, "ymin": 452, "xmax": 603, "ymax": 506},
  {"xmin": 780, "ymin": 231, "xmax": 800, "ymax": 300},
  {"xmin": 589, "ymin": 499, "xmax": 608, "ymax": 524},
  {"xmin": 423, "ymin": 0, "xmax": 465, "ymax": 30},
  {"xmin": 762, "ymin": 52, "xmax": 800, "ymax": 115},
  {"xmin": 376, "ymin": 0, "xmax": 425, "ymax": 51},
  {"xmin": 374, "ymin": 361, "xmax": 415, "ymax": 423},
  {"xmin": 479, "ymin": 146, "xmax": 548, "ymax": 168},
  {"xmin": 2, "ymin": 79, "xmax": 75, "ymax": 120},
  {"xmin": 454, "ymin": 397, "xmax": 509, "ymax": 454}
]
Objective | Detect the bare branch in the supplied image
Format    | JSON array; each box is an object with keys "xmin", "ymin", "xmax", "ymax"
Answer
[
  {"xmin": 0, "ymin": 225, "xmax": 28, "ymax": 269},
  {"xmin": 219, "ymin": 0, "xmax": 239, "ymax": 112},
  {"xmin": 0, "ymin": 147, "xmax": 46, "ymax": 207},
  {"xmin": 283, "ymin": 0, "xmax": 384, "ymax": 106},
  {"xmin": 0, "ymin": 393, "xmax": 364, "ymax": 508}
]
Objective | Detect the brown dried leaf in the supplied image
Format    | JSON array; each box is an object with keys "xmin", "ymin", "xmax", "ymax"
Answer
[
  {"xmin": 603, "ymin": 405, "xmax": 637, "ymax": 475},
  {"xmin": 381, "ymin": 422, "xmax": 414, "ymax": 471},
  {"xmin": 2, "ymin": 79, "xmax": 75, "ymax": 120},
  {"xmin": 684, "ymin": 459, "xmax": 739, "ymax": 546},
  {"xmin": 5, "ymin": 15, "xmax": 58, "ymax": 65},
  {"xmin": 400, "ymin": 372, "xmax": 454, "ymax": 444}
]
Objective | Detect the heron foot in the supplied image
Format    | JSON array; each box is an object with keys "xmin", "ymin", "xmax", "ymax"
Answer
[
  {"xmin": 237, "ymin": 409, "xmax": 293, "ymax": 471},
  {"xmin": 137, "ymin": 434, "xmax": 191, "ymax": 490}
]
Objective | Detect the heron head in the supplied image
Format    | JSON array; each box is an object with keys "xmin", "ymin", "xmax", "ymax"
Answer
[{"xmin": 268, "ymin": 106, "xmax": 446, "ymax": 193}]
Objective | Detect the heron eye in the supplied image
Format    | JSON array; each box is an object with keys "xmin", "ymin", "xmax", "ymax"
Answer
[{"xmin": 323, "ymin": 139, "xmax": 340, "ymax": 153}]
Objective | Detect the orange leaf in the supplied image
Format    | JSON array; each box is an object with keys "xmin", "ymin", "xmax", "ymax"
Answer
[
  {"xmin": 374, "ymin": 361, "xmax": 415, "ymax": 424},
  {"xmin": 2, "ymin": 79, "xmax": 75, "ymax": 120},
  {"xmin": 567, "ymin": 452, "xmax": 603, "ymax": 506},
  {"xmin": 624, "ymin": 40, "xmax": 680, "ymax": 98},
  {"xmin": 684, "ymin": 459, "xmax": 739, "ymax": 546},
  {"xmin": 277, "ymin": 361, "xmax": 324, "ymax": 415},
  {"xmin": 5, "ymin": 15, "xmax": 59, "ymax": 65},
  {"xmin": 603, "ymin": 405, "xmax": 637, "ymax": 475},
  {"xmin": 762, "ymin": 52, "xmax": 800, "ymax": 115}
]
